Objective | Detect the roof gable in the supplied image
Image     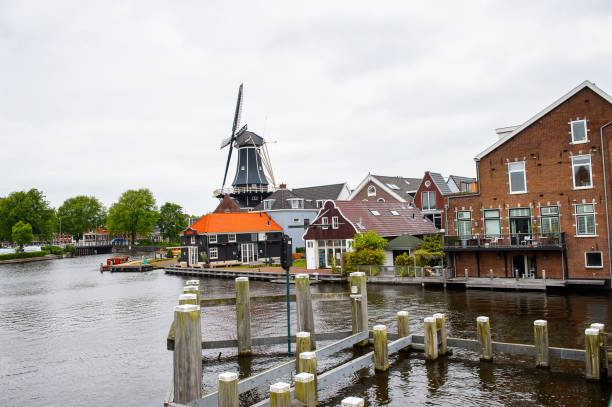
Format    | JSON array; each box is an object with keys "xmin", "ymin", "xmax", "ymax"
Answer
[
  {"xmin": 291, "ymin": 183, "xmax": 349, "ymax": 201},
  {"xmin": 348, "ymin": 174, "xmax": 422, "ymax": 202},
  {"xmin": 186, "ymin": 212, "xmax": 283, "ymax": 234},
  {"xmin": 253, "ymin": 188, "xmax": 318, "ymax": 211},
  {"xmin": 214, "ymin": 194, "xmax": 242, "ymax": 213}
]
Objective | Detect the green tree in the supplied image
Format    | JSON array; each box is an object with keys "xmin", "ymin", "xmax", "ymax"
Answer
[
  {"xmin": 416, "ymin": 234, "xmax": 445, "ymax": 266},
  {"xmin": 0, "ymin": 189, "xmax": 55, "ymax": 241},
  {"xmin": 344, "ymin": 231, "xmax": 388, "ymax": 272},
  {"xmin": 106, "ymin": 189, "xmax": 157, "ymax": 245},
  {"xmin": 57, "ymin": 196, "xmax": 107, "ymax": 241},
  {"xmin": 157, "ymin": 202, "xmax": 188, "ymax": 243},
  {"xmin": 12, "ymin": 221, "xmax": 34, "ymax": 251}
]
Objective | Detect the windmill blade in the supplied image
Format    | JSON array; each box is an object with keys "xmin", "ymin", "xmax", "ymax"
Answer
[
  {"xmin": 220, "ymin": 136, "xmax": 232, "ymax": 149},
  {"xmin": 222, "ymin": 84, "xmax": 244, "ymax": 188}
]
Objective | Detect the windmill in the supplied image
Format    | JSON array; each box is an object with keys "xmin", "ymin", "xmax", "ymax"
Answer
[{"xmin": 217, "ymin": 84, "xmax": 276, "ymax": 208}]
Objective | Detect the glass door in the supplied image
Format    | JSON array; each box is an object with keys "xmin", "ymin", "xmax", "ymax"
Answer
[{"xmin": 509, "ymin": 208, "xmax": 531, "ymax": 245}]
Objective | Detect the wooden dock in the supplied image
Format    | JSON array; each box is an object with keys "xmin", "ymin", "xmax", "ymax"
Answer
[{"xmin": 164, "ymin": 266, "xmax": 346, "ymax": 283}]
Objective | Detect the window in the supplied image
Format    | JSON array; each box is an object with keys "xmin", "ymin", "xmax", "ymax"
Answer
[
  {"xmin": 540, "ymin": 206, "xmax": 559, "ymax": 235},
  {"xmin": 585, "ymin": 252, "xmax": 603, "ymax": 268},
  {"xmin": 322, "ymin": 217, "xmax": 329, "ymax": 229},
  {"xmin": 367, "ymin": 185, "xmax": 376, "ymax": 196},
  {"xmin": 572, "ymin": 155, "xmax": 593, "ymax": 189},
  {"xmin": 332, "ymin": 216, "xmax": 339, "ymax": 229},
  {"xmin": 263, "ymin": 199, "xmax": 275, "ymax": 210},
  {"xmin": 377, "ymin": 198, "xmax": 385, "ymax": 202},
  {"xmin": 461, "ymin": 182, "xmax": 470, "ymax": 193},
  {"xmin": 209, "ymin": 234, "xmax": 217, "ymax": 243},
  {"xmin": 571, "ymin": 119, "xmax": 588, "ymax": 143},
  {"xmin": 240, "ymin": 165, "xmax": 245, "ymax": 171},
  {"xmin": 370, "ymin": 210, "xmax": 380, "ymax": 216},
  {"xmin": 209, "ymin": 247, "xmax": 218, "ymax": 259},
  {"xmin": 390, "ymin": 210, "xmax": 400, "ymax": 216},
  {"xmin": 508, "ymin": 161, "xmax": 526, "ymax": 193},
  {"xmin": 421, "ymin": 191, "xmax": 436, "ymax": 210},
  {"xmin": 458, "ymin": 211, "xmax": 471, "ymax": 237},
  {"xmin": 386, "ymin": 183, "xmax": 400, "ymax": 190},
  {"xmin": 316, "ymin": 200, "xmax": 324, "ymax": 208},
  {"xmin": 304, "ymin": 219, "xmax": 310, "ymax": 227},
  {"xmin": 576, "ymin": 204, "xmax": 596, "ymax": 236},
  {"xmin": 258, "ymin": 232, "xmax": 266, "ymax": 241},
  {"xmin": 426, "ymin": 213, "xmax": 442, "ymax": 229},
  {"xmin": 288, "ymin": 199, "xmax": 304, "ymax": 209},
  {"xmin": 228, "ymin": 234, "xmax": 236, "ymax": 243},
  {"xmin": 484, "ymin": 209, "xmax": 501, "ymax": 236},
  {"xmin": 190, "ymin": 236, "xmax": 195, "ymax": 245},
  {"xmin": 307, "ymin": 241, "xmax": 314, "ymax": 248}
]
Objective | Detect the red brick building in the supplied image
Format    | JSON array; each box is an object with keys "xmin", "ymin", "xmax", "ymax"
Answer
[
  {"xmin": 444, "ymin": 81, "xmax": 612, "ymax": 286},
  {"xmin": 413, "ymin": 171, "xmax": 453, "ymax": 230}
]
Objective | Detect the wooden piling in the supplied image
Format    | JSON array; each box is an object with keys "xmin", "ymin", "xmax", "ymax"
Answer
[
  {"xmin": 585, "ymin": 327, "xmax": 601, "ymax": 380},
  {"xmin": 178, "ymin": 293, "xmax": 198, "ymax": 305},
  {"xmin": 299, "ymin": 351, "xmax": 317, "ymax": 394},
  {"xmin": 184, "ymin": 285, "xmax": 200, "ymax": 304},
  {"xmin": 218, "ymin": 372, "xmax": 239, "ymax": 407},
  {"xmin": 269, "ymin": 382, "xmax": 291, "ymax": 407},
  {"xmin": 173, "ymin": 304, "xmax": 202, "ymax": 404},
  {"xmin": 397, "ymin": 310, "xmax": 410, "ymax": 337},
  {"xmin": 341, "ymin": 397, "xmax": 364, "ymax": 407},
  {"xmin": 349, "ymin": 272, "xmax": 368, "ymax": 346},
  {"xmin": 590, "ymin": 323, "xmax": 608, "ymax": 377},
  {"xmin": 533, "ymin": 320, "xmax": 550, "ymax": 368},
  {"xmin": 350, "ymin": 294, "xmax": 363, "ymax": 337},
  {"xmin": 373, "ymin": 324, "xmax": 389, "ymax": 371},
  {"xmin": 477, "ymin": 316, "xmax": 493, "ymax": 361},
  {"xmin": 296, "ymin": 331, "xmax": 311, "ymax": 370},
  {"xmin": 424, "ymin": 317, "xmax": 438, "ymax": 360},
  {"xmin": 433, "ymin": 313, "xmax": 447, "ymax": 355},
  {"xmin": 235, "ymin": 277, "xmax": 251, "ymax": 355},
  {"xmin": 294, "ymin": 372, "xmax": 316, "ymax": 407},
  {"xmin": 186, "ymin": 279, "xmax": 200, "ymax": 286},
  {"xmin": 295, "ymin": 274, "xmax": 316, "ymax": 349}
]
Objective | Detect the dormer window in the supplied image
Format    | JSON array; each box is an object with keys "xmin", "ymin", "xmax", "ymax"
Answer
[
  {"xmin": 287, "ymin": 198, "xmax": 304, "ymax": 209},
  {"xmin": 571, "ymin": 119, "xmax": 588, "ymax": 144},
  {"xmin": 316, "ymin": 200, "xmax": 324, "ymax": 208},
  {"xmin": 263, "ymin": 199, "xmax": 275, "ymax": 210},
  {"xmin": 386, "ymin": 183, "xmax": 399, "ymax": 190},
  {"xmin": 367, "ymin": 185, "xmax": 376, "ymax": 196},
  {"xmin": 370, "ymin": 210, "xmax": 380, "ymax": 216},
  {"xmin": 390, "ymin": 210, "xmax": 399, "ymax": 216}
]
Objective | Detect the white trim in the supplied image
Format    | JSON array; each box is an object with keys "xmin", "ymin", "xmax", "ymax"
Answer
[
  {"xmin": 347, "ymin": 174, "xmax": 407, "ymax": 202},
  {"xmin": 332, "ymin": 216, "xmax": 339, "ymax": 229},
  {"xmin": 209, "ymin": 234, "xmax": 218, "ymax": 243},
  {"xmin": 209, "ymin": 247, "xmax": 218, "ymax": 259},
  {"xmin": 575, "ymin": 203, "xmax": 596, "ymax": 236},
  {"xmin": 367, "ymin": 185, "xmax": 376, "ymax": 196},
  {"xmin": 571, "ymin": 154, "xmax": 593, "ymax": 189},
  {"xmin": 508, "ymin": 161, "xmax": 527, "ymax": 194},
  {"xmin": 585, "ymin": 251, "xmax": 603, "ymax": 268},
  {"xmin": 570, "ymin": 119, "xmax": 589, "ymax": 144},
  {"xmin": 228, "ymin": 233, "xmax": 236, "ymax": 243},
  {"xmin": 475, "ymin": 81, "xmax": 612, "ymax": 160}
]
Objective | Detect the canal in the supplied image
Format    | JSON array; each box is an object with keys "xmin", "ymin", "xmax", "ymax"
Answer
[{"xmin": 0, "ymin": 255, "xmax": 610, "ymax": 406}]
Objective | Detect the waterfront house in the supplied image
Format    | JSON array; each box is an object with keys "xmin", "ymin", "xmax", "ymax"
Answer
[
  {"xmin": 444, "ymin": 80, "xmax": 612, "ymax": 285},
  {"xmin": 81, "ymin": 228, "xmax": 109, "ymax": 245},
  {"xmin": 303, "ymin": 200, "xmax": 438, "ymax": 269},
  {"xmin": 180, "ymin": 211, "xmax": 283, "ymax": 266},
  {"xmin": 348, "ymin": 174, "xmax": 422, "ymax": 203},
  {"xmin": 412, "ymin": 171, "xmax": 454, "ymax": 231}
]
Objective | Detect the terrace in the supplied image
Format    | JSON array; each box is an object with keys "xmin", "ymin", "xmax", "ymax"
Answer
[{"xmin": 443, "ymin": 233, "xmax": 566, "ymax": 252}]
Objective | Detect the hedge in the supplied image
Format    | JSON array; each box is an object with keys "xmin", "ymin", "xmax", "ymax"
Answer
[{"xmin": 0, "ymin": 251, "xmax": 50, "ymax": 261}]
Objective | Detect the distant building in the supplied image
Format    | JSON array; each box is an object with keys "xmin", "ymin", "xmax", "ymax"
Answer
[
  {"xmin": 81, "ymin": 228, "xmax": 109, "ymax": 245},
  {"xmin": 348, "ymin": 174, "xmax": 421, "ymax": 203},
  {"xmin": 292, "ymin": 183, "xmax": 351, "ymax": 209},
  {"xmin": 447, "ymin": 175, "xmax": 477, "ymax": 194}
]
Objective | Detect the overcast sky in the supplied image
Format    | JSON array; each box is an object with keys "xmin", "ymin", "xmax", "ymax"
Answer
[{"xmin": 1, "ymin": 1, "xmax": 611, "ymax": 215}]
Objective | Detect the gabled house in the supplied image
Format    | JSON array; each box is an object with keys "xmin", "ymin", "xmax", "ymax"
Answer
[
  {"xmin": 303, "ymin": 200, "xmax": 438, "ymax": 269},
  {"xmin": 292, "ymin": 183, "xmax": 351, "ymax": 209},
  {"xmin": 413, "ymin": 171, "xmax": 455, "ymax": 231},
  {"xmin": 253, "ymin": 185, "xmax": 319, "ymax": 252},
  {"xmin": 348, "ymin": 174, "xmax": 422, "ymax": 203}
]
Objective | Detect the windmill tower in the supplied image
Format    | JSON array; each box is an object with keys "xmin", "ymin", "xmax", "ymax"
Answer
[{"xmin": 215, "ymin": 84, "xmax": 276, "ymax": 209}]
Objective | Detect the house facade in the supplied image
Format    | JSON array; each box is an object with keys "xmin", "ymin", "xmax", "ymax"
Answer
[
  {"xmin": 348, "ymin": 174, "xmax": 421, "ymax": 203},
  {"xmin": 303, "ymin": 200, "xmax": 438, "ymax": 269},
  {"xmin": 413, "ymin": 171, "xmax": 454, "ymax": 231},
  {"xmin": 444, "ymin": 81, "xmax": 612, "ymax": 285}
]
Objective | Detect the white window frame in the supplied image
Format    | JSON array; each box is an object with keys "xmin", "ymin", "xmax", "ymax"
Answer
[
  {"xmin": 390, "ymin": 210, "xmax": 399, "ymax": 216},
  {"xmin": 570, "ymin": 119, "xmax": 588, "ymax": 144},
  {"xmin": 316, "ymin": 200, "xmax": 324, "ymax": 208},
  {"xmin": 228, "ymin": 233, "xmax": 236, "ymax": 243},
  {"xmin": 209, "ymin": 247, "xmax": 218, "ymax": 259},
  {"xmin": 330, "ymin": 216, "xmax": 338, "ymax": 229},
  {"xmin": 540, "ymin": 206, "xmax": 560, "ymax": 235},
  {"xmin": 585, "ymin": 251, "xmax": 603, "ymax": 268},
  {"xmin": 367, "ymin": 185, "xmax": 376, "ymax": 196},
  {"xmin": 190, "ymin": 236, "xmax": 195, "ymax": 245},
  {"xmin": 421, "ymin": 191, "xmax": 436, "ymax": 210},
  {"xmin": 263, "ymin": 199, "xmax": 274, "ymax": 210},
  {"xmin": 370, "ymin": 210, "xmax": 380, "ymax": 216},
  {"xmin": 575, "ymin": 204, "xmax": 596, "ymax": 236},
  {"xmin": 508, "ymin": 161, "xmax": 527, "ymax": 194},
  {"xmin": 209, "ymin": 234, "xmax": 217, "ymax": 243},
  {"xmin": 483, "ymin": 209, "xmax": 501, "ymax": 237},
  {"xmin": 322, "ymin": 217, "xmax": 329, "ymax": 230},
  {"xmin": 457, "ymin": 210, "xmax": 472, "ymax": 237},
  {"xmin": 288, "ymin": 199, "xmax": 304, "ymax": 209},
  {"xmin": 571, "ymin": 154, "xmax": 593, "ymax": 189}
]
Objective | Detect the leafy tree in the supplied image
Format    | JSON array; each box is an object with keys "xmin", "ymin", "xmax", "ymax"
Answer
[
  {"xmin": 166, "ymin": 249, "xmax": 174, "ymax": 259},
  {"xmin": 12, "ymin": 221, "xmax": 34, "ymax": 251},
  {"xmin": 0, "ymin": 189, "xmax": 55, "ymax": 241},
  {"xmin": 344, "ymin": 231, "xmax": 388, "ymax": 271},
  {"xmin": 106, "ymin": 189, "xmax": 157, "ymax": 245},
  {"xmin": 352, "ymin": 231, "xmax": 388, "ymax": 251},
  {"xmin": 416, "ymin": 234, "xmax": 445, "ymax": 267},
  {"xmin": 157, "ymin": 202, "xmax": 188, "ymax": 243},
  {"xmin": 57, "ymin": 196, "xmax": 107, "ymax": 240}
]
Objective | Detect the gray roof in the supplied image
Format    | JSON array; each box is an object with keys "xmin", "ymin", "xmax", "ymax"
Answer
[
  {"xmin": 235, "ymin": 131, "xmax": 264, "ymax": 147},
  {"xmin": 292, "ymin": 183, "xmax": 347, "ymax": 202},
  {"xmin": 428, "ymin": 172, "xmax": 453, "ymax": 195},
  {"xmin": 371, "ymin": 175, "xmax": 422, "ymax": 198},
  {"xmin": 253, "ymin": 188, "xmax": 318, "ymax": 211},
  {"xmin": 449, "ymin": 175, "xmax": 476, "ymax": 186}
]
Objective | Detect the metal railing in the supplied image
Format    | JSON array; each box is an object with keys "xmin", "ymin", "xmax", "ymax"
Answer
[
  {"xmin": 356, "ymin": 265, "xmax": 454, "ymax": 279},
  {"xmin": 443, "ymin": 233, "xmax": 565, "ymax": 249},
  {"xmin": 75, "ymin": 241, "xmax": 112, "ymax": 247},
  {"xmin": 214, "ymin": 185, "xmax": 275, "ymax": 196}
]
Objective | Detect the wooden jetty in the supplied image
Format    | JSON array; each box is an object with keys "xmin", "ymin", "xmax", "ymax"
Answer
[
  {"xmin": 163, "ymin": 272, "xmax": 611, "ymax": 407},
  {"xmin": 164, "ymin": 266, "xmax": 345, "ymax": 283}
]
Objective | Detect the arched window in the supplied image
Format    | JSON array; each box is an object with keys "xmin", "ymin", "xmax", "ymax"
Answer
[
  {"xmin": 367, "ymin": 185, "xmax": 376, "ymax": 196},
  {"xmin": 377, "ymin": 198, "xmax": 385, "ymax": 202}
]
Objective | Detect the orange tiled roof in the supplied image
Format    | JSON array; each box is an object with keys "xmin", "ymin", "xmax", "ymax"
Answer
[{"xmin": 187, "ymin": 212, "xmax": 283, "ymax": 234}]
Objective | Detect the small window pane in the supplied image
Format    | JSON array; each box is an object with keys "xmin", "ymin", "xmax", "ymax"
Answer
[
  {"xmin": 510, "ymin": 171, "xmax": 526, "ymax": 192},
  {"xmin": 509, "ymin": 208, "xmax": 530, "ymax": 217},
  {"xmin": 484, "ymin": 219, "xmax": 501, "ymax": 236},
  {"xmin": 540, "ymin": 206, "xmax": 558, "ymax": 216},
  {"xmin": 586, "ymin": 252, "xmax": 602, "ymax": 268},
  {"xmin": 572, "ymin": 155, "xmax": 592, "ymax": 188},
  {"xmin": 576, "ymin": 204, "xmax": 594, "ymax": 214},
  {"xmin": 508, "ymin": 162, "xmax": 524, "ymax": 172},
  {"xmin": 484, "ymin": 209, "xmax": 500, "ymax": 218},
  {"xmin": 458, "ymin": 211, "xmax": 471, "ymax": 220},
  {"xmin": 572, "ymin": 120, "xmax": 587, "ymax": 142}
]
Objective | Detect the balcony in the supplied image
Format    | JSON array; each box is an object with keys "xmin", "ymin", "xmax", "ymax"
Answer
[
  {"xmin": 443, "ymin": 233, "xmax": 566, "ymax": 252},
  {"xmin": 213, "ymin": 185, "xmax": 275, "ymax": 196}
]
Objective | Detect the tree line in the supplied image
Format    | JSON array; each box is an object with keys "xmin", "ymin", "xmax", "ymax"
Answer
[{"xmin": 0, "ymin": 188, "xmax": 190, "ymax": 248}]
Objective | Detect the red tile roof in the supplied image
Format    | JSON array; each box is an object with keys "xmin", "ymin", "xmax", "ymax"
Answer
[
  {"xmin": 333, "ymin": 201, "xmax": 438, "ymax": 237},
  {"xmin": 186, "ymin": 212, "xmax": 282, "ymax": 234}
]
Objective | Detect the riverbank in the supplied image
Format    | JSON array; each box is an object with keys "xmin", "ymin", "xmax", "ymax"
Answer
[{"xmin": 0, "ymin": 253, "xmax": 71, "ymax": 265}]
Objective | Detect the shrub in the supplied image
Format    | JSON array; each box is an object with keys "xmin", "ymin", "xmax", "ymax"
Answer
[
  {"xmin": 0, "ymin": 250, "xmax": 49, "ymax": 261},
  {"xmin": 42, "ymin": 245, "xmax": 64, "ymax": 255},
  {"xmin": 166, "ymin": 249, "xmax": 174, "ymax": 258},
  {"xmin": 199, "ymin": 251, "xmax": 208, "ymax": 263},
  {"xmin": 344, "ymin": 248, "xmax": 384, "ymax": 271},
  {"xmin": 63, "ymin": 244, "xmax": 75, "ymax": 254},
  {"xmin": 394, "ymin": 252, "xmax": 413, "ymax": 266},
  {"xmin": 295, "ymin": 247, "xmax": 305, "ymax": 253},
  {"xmin": 292, "ymin": 252, "xmax": 303, "ymax": 260}
]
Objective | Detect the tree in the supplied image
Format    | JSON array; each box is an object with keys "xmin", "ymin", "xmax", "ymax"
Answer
[
  {"xmin": 106, "ymin": 189, "xmax": 157, "ymax": 245},
  {"xmin": 57, "ymin": 196, "xmax": 107, "ymax": 241},
  {"xmin": 416, "ymin": 234, "xmax": 445, "ymax": 267},
  {"xmin": 157, "ymin": 202, "xmax": 188, "ymax": 243},
  {"xmin": 12, "ymin": 221, "xmax": 34, "ymax": 251},
  {"xmin": 0, "ymin": 189, "xmax": 55, "ymax": 241},
  {"xmin": 344, "ymin": 231, "xmax": 388, "ymax": 272}
]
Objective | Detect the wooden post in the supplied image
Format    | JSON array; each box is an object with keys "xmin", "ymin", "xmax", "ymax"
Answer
[
  {"xmin": 179, "ymin": 293, "xmax": 198, "ymax": 305},
  {"xmin": 424, "ymin": 317, "xmax": 438, "ymax": 360},
  {"xmin": 218, "ymin": 372, "xmax": 239, "ymax": 407},
  {"xmin": 295, "ymin": 274, "xmax": 316, "ymax": 349},
  {"xmin": 299, "ymin": 351, "xmax": 317, "ymax": 392},
  {"xmin": 350, "ymin": 294, "xmax": 363, "ymax": 336},
  {"xmin": 186, "ymin": 279, "xmax": 200, "ymax": 286},
  {"xmin": 590, "ymin": 323, "xmax": 608, "ymax": 377},
  {"xmin": 269, "ymin": 382, "xmax": 291, "ymax": 407},
  {"xmin": 349, "ymin": 272, "xmax": 368, "ymax": 346},
  {"xmin": 585, "ymin": 327, "xmax": 601, "ymax": 380},
  {"xmin": 173, "ymin": 304, "xmax": 202, "ymax": 404},
  {"xmin": 235, "ymin": 277, "xmax": 251, "ymax": 355},
  {"xmin": 397, "ymin": 311, "xmax": 410, "ymax": 338},
  {"xmin": 296, "ymin": 331, "xmax": 311, "ymax": 370},
  {"xmin": 477, "ymin": 316, "xmax": 492, "ymax": 361},
  {"xmin": 294, "ymin": 372, "xmax": 316, "ymax": 407},
  {"xmin": 373, "ymin": 324, "xmax": 389, "ymax": 371},
  {"xmin": 184, "ymin": 285, "xmax": 200, "ymax": 304},
  {"xmin": 533, "ymin": 320, "xmax": 550, "ymax": 368},
  {"xmin": 341, "ymin": 397, "xmax": 365, "ymax": 407},
  {"xmin": 433, "ymin": 313, "xmax": 447, "ymax": 355}
]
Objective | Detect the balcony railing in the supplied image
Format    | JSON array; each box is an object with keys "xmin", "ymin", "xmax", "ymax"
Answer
[
  {"xmin": 443, "ymin": 233, "xmax": 565, "ymax": 249},
  {"xmin": 213, "ymin": 185, "xmax": 275, "ymax": 196}
]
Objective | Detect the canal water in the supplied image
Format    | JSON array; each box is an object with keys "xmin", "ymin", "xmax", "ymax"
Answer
[{"xmin": 1, "ymin": 255, "xmax": 610, "ymax": 406}]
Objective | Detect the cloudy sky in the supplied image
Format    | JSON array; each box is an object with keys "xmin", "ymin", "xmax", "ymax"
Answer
[{"xmin": 1, "ymin": 1, "xmax": 611, "ymax": 215}]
